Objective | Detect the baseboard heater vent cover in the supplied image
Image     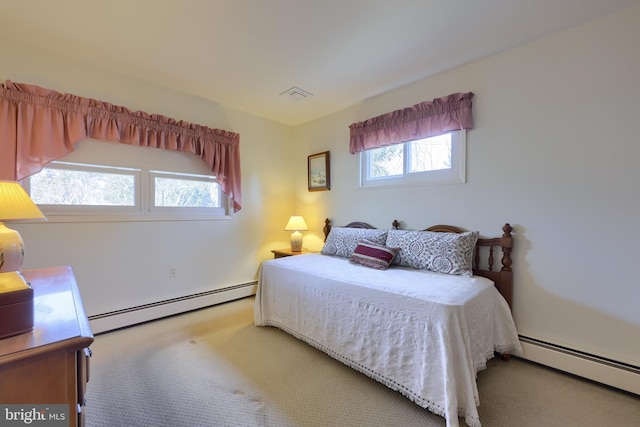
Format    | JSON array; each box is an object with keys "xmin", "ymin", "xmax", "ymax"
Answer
[
  {"xmin": 89, "ymin": 281, "xmax": 257, "ymax": 334},
  {"xmin": 519, "ymin": 335, "xmax": 640, "ymax": 395},
  {"xmin": 520, "ymin": 336, "xmax": 639, "ymax": 375}
]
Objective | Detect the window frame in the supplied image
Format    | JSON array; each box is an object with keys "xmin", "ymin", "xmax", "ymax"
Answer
[
  {"xmin": 149, "ymin": 170, "xmax": 227, "ymax": 217},
  {"xmin": 24, "ymin": 161, "xmax": 231, "ymax": 222},
  {"xmin": 359, "ymin": 130, "xmax": 466, "ymax": 188}
]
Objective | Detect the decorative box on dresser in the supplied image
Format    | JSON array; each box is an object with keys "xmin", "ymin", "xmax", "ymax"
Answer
[{"xmin": 0, "ymin": 266, "xmax": 94, "ymax": 427}]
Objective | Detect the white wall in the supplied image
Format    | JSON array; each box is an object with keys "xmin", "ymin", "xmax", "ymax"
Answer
[
  {"xmin": 295, "ymin": 6, "xmax": 640, "ymax": 368},
  {"xmin": 0, "ymin": 37, "xmax": 297, "ymax": 320}
]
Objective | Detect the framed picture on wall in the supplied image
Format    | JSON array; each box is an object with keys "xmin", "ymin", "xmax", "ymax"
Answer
[{"xmin": 308, "ymin": 151, "xmax": 330, "ymax": 191}]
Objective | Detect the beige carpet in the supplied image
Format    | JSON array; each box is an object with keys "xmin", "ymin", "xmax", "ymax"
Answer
[{"xmin": 85, "ymin": 297, "xmax": 639, "ymax": 427}]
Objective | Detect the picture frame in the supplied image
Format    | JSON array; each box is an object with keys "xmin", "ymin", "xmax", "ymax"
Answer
[{"xmin": 308, "ymin": 151, "xmax": 330, "ymax": 191}]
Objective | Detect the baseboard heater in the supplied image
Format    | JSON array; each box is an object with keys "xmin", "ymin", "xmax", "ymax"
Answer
[
  {"xmin": 519, "ymin": 335, "xmax": 640, "ymax": 395},
  {"xmin": 89, "ymin": 281, "xmax": 257, "ymax": 334}
]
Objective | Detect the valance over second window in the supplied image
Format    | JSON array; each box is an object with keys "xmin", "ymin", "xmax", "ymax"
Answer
[
  {"xmin": 349, "ymin": 92, "xmax": 474, "ymax": 154},
  {"xmin": 0, "ymin": 81, "xmax": 242, "ymax": 212}
]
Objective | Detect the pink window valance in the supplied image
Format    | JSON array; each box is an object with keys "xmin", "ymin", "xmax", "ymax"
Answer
[
  {"xmin": 349, "ymin": 92, "xmax": 474, "ymax": 154},
  {"xmin": 0, "ymin": 80, "xmax": 242, "ymax": 212}
]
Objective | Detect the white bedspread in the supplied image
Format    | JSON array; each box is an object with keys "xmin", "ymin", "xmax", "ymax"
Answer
[{"xmin": 254, "ymin": 254, "xmax": 522, "ymax": 427}]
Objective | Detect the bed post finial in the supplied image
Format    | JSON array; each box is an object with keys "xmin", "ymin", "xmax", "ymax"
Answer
[
  {"xmin": 323, "ymin": 218, "xmax": 331, "ymax": 242},
  {"xmin": 392, "ymin": 219, "xmax": 400, "ymax": 229},
  {"xmin": 501, "ymin": 223, "xmax": 513, "ymax": 272}
]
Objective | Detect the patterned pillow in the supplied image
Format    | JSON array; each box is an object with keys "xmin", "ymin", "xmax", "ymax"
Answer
[
  {"xmin": 386, "ymin": 229, "xmax": 479, "ymax": 276},
  {"xmin": 349, "ymin": 239, "xmax": 400, "ymax": 270},
  {"xmin": 321, "ymin": 227, "xmax": 388, "ymax": 258}
]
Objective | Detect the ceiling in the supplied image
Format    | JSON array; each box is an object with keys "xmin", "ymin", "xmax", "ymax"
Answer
[{"xmin": 1, "ymin": 0, "xmax": 638, "ymax": 126}]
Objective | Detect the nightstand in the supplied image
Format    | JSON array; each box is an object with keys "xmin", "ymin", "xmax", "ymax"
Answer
[{"xmin": 271, "ymin": 248, "xmax": 313, "ymax": 258}]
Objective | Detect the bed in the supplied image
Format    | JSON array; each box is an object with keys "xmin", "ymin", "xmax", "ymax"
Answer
[{"xmin": 254, "ymin": 219, "xmax": 521, "ymax": 427}]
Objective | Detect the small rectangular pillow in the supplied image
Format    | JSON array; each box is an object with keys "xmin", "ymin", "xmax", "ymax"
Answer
[
  {"xmin": 349, "ymin": 239, "xmax": 400, "ymax": 270},
  {"xmin": 321, "ymin": 227, "xmax": 388, "ymax": 258},
  {"xmin": 386, "ymin": 229, "xmax": 479, "ymax": 276}
]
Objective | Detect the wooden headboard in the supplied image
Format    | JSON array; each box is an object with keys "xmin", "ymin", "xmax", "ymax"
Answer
[{"xmin": 323, "ymin": 218, "xmax": 514, "ymax": 309}]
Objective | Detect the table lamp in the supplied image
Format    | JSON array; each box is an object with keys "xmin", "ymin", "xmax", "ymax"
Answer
[
  {"xmin": 284, "ymin": 216, "xmax": 308, "ymax": 252},
  {"xmin": 0, "ymin": 181, "xmax": 46, "ymax": 273},
  {"xmin": 0, "ymin": 181, "xmax": 45, "ymax": 338}
]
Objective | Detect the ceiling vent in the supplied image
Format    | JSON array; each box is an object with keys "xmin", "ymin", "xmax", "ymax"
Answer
[{"xmin": 279, "ymin": 86, "xmax": 314, "ymax": 101}]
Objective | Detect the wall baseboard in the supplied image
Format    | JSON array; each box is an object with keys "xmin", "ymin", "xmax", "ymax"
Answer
[
  {"xmin": 518, "ymin": 336, "xmax": 640, "ymax": 395},
  {"xmin": 89, "ymin": 282, "xmax": 257, "ymax": 334}
]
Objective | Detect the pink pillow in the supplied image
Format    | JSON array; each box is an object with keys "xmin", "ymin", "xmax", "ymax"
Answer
[{"xmin": 349, "ymin": 239, "xmax": 400, "ymax": 270}]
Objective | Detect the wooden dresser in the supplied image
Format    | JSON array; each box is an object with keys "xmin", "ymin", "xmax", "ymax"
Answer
[{"xmin": 0, "ymin": 266, "xmax": 94, "ymax": 427}]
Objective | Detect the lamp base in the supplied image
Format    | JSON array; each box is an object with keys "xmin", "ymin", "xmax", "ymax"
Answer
[
  {"xmin": 290, "ymin": 231, "xmax": 303, "ymax": 252},
  {"xmin": 0, "ymin": 222, "xmax": 25, "ymax": 273}
]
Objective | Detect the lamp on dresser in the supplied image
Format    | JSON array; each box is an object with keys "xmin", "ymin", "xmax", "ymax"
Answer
[
  {"xmin": 0, "ymin": 181, "xmax": 46, "ymax": 339},
  {"xmin": 284, "ymin": 215, "xmax": 308, "ymax": 252},
  {"xmin": 0, "ymin": 181, "xmax": 46, "ymax": 273}
]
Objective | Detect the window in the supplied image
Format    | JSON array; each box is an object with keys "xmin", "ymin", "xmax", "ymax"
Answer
[
  {"xmin": 28, "ymin": 162, "xmax": 141, "ymax": 215},
  {"xmin": 26, "ymin": 161, "xmax": 229, "ymax": 221},
  {"xmin": 360, "ymin": 131, "xmax": 466, "ymax": 188},
  {"xmin": 150, "ymin": 171, "xmax": 225, "ymax": 216}
]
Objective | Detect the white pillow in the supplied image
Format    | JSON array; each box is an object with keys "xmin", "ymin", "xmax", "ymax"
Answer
[
  {"xmin": 321, "ymin": 227, "xmax": 388, "ymax": 258},
  {"xmin": 386, "ymin": 229, "xmax": 479, "ymax": 276}
]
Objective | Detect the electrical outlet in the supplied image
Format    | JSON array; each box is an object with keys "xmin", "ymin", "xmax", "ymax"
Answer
[{"xmin": 169, "ymin": 267, "xmax": 177, "ymax": 278}]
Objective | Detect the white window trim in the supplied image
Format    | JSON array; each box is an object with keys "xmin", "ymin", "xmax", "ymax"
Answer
[
  {"xmin": 359, "ymin": 130, "xmax": 466, "ymax": 189},
  {"xmin": 23, "ymin": 161, "xmax": 232, "ymax": 223}
]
